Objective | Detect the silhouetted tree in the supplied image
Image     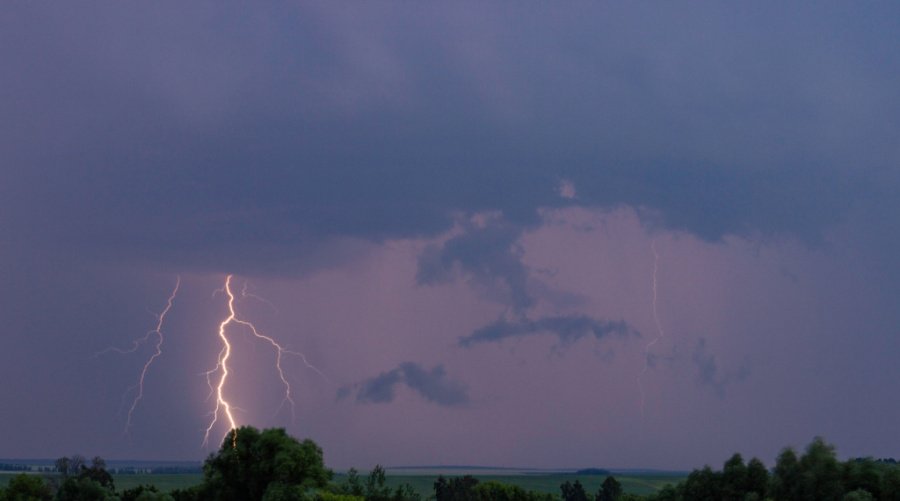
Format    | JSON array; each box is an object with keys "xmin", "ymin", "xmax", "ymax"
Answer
[
  {"xmin": 54, "ymin": 457, "xmax": 71, "ymax": 477},
  {"xmin": 682, "ymin": 465, "xmax": 722, "ymax": 500},
  {"xmin": 2, "ymin": 473, "xmax": 53, "ymax": 501},
  {"xmin": 79, "ymin": 457, "xmax": 114, "ymax": 490},
  {"xmin": 771, "ymin": 447, "xmax": 801, "ymax": 501},
  {"xmin": 121, "ymin": 484, "xmax": 174, "ymax": 501},
  {"xmin": 797, "ymin": 436, "xmax": 843, "ymax": 501},
  {"xmin": 560, "ymin": 480, "xmax": 589, "ymax": 501},
  {"xmin": 745, "ymin": 457, "xmax": 768, "ymax": 499},
  {"xmin": 842, "ymin": 458, "xmax": 880, "ymax": 499},
  {"xmin": 200, "ymin": 426, "xmax": 331, "ymax": 501},
  {"xmin": 473, "ymin": 481, "xmax": 554, "ymax": 501},
  {"xmin": 434, "ymin": 475, "xmax": 479, "ymax": 501},
  {"xmin": 337, "ymin": 468, "xmax": 365, "ymax": 497},
  {"xmin": 596, "ymin": 476, "xmax": 622, "ymax": 501},
  {"xmin": 881, "ymin": 466, "xmax": 900, "ymax": 501},
  {"xmin": 364, "ymin": 465, "xmax": 391, "ymax": 501},
  {"xmin": 55, "ymin": 477, "xmax": 116, "ymax": 501},
  {"xmin": 721, "ymin": 453, "xmax": 747, "ymax": 501}
]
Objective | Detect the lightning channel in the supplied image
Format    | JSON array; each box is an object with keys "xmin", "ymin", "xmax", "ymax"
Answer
[
  {"xmin": 203, "ymin": 274, "xmax": 328, "ymax": 448},
  {"xmin": 203, "ymin": 275, "xmax": 239, "ymax": 448},
  {"xmin": 638, "ymin": 240, "xmax": 665, "ymax": 418},
  {"xmin": 98, "ymin": 276, "xmax": 180, "ymax": 433}
]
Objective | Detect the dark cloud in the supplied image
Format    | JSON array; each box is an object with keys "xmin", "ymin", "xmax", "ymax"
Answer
[
  {"xmin": 460, "ymin": 315, "xmax": 634, "ymax": 347},
  {"xmin": 417, "ymin": 220, "xmax": 535, "ymax": 312},
  {"xmin": 692, "ymin": 338, "xmax": 750, "ymax": 399},
  {"xmin": 340, "ymin": 362, "xmax": 469, "ymax": 407},
  {"xmin": 4, "ymin": 3, "xmax": 899, "ymax": 276}
]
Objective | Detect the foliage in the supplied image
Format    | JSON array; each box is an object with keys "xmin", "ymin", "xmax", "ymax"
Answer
[
  {"xmin": 9, "ymin": 433, "xmax": 900, "ymax": 501},
  {"xmin": 473, "ymin": 481, "xmax": 554, "ymax": 501},
  {"xmin": 771, "ymin": 446, "xmax": 801, "ymax": 501},
  {"xmin": 796, "ymin": 436, "xmax": 844, "ymax": 501},
  {"xmin": 597, "ymin": 476, "xmax": 623, "ymax": 501},
  {"xmin": 843, "ymin": 489, "xmax": 875, "ymax": 501},
  {"xmin": 2, "ymin": 473, "xmax": 53, "ymax": 501},
  {"xmin": 316, "ymin": 493, "xmax": 363, "ymax": 501},
  {"xmin": 334, "ymin": 469, "xmax": 364, "ymax": 497},
  {"xmin": 434, "ymin": 475, "xmax": 479, "ymax": 501},
  {"xmin": 199, "ymin": 426, "xmax": 331, "ymax": 501},
  {"xmin": 560, "ymin": 480, "xmax": 589, "ymax": 501},
  {"xmin": 745, "ymin": 457, "xmax": 768, "ymax": 499},
  {"xmin": 121, "ymin": 484, "xmax": 174, "ymax": 501},
  {"xmin": 330, "ymin": 466, "xmax": 418, "ymax": 501},
  {"xmin": 882, "ymin": 467, "xmax": 900, "ymax": 501},
  {"xmin": 54, "ymin": 476, "xmax": 117, "ymax": 501},
  {"xmin": 167, "ymin": 486, "xmax": 201, "ymax": 501}
]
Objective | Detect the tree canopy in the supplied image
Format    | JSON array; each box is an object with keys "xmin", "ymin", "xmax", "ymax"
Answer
[{"xmin": 199, "ymin": 426, "xmax": 331, "ymax": 501}]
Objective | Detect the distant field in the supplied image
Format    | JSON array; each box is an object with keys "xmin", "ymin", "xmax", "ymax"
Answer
[
  {"xmin": 334, "ymin": 472, "xmax": 686, "ymax": 497},
  {"xmin": 0, "ymin": 472, "xmax": 203, "ymax": 493},
  {"xmin": 112, "ymin": 473, "xmax": 203, "ymax": 492},
  {"xmin": 2, "ymin": 471, "xmax": 684, "ymax": 496}
]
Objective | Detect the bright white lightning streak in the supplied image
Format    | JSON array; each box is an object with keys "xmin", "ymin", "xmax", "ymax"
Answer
[
  {"xmin": 638, "ymin": 240, "xmax": 665, "ymax": 418},
  {"xmin": 98, "ymin": 276, "xmax": 180, "ymax": 433},
  {"xmin": 203, "ymin": 274, "xmax": 328, "ymax": 448},
  {"xmin": 203, "ymin": 275, "xmax": 240, "ymax": 448}
]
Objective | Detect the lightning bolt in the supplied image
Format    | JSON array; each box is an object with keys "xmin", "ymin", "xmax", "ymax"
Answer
[
  {"xmin": 97, "ymin": 276, "xmax": 180, "ymax": 433},
  {"xmin": 203, "ymin": 274, "xmax": 328, "ymax": 448},
  {"xmin": 638, "ymin": 240, "xmax": 665, "ymax": 418}
]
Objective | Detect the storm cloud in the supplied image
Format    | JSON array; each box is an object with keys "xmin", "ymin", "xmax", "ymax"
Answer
[
  {"xmin": 4, "ymin": 2, "xmax": 898, "ymax": 278},
  {"xmin": 339, "ymin": 362, "xmax": 469, "ymax": 407},
  {"xmin": 417, "ymin": 220, "xmax": 535, "ymax": 312}
]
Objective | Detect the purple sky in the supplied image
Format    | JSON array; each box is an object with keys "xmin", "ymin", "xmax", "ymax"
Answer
[{"xmin": 3, "ymin": 2, "xmax": 900, "ymax": 470}]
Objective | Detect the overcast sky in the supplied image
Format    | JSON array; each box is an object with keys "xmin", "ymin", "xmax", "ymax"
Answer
[{"xmin": 3, "ymin": 2, "xmax": 900, "ymax": 470}]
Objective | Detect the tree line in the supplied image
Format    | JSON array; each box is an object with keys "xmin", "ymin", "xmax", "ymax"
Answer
[{"xmin": 3, "ymin": 430, "xmax": 900, "ymax": 500}]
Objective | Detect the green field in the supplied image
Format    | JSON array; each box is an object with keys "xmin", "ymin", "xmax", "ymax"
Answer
[
  {"xmin": 2, "ymin": 471, "xmax": 684, "ymax": 497},
  {"xmin": 0, "ymin": 472, "xmax": 203, "ymax": 493},
  {"xmin": 335, "ymin": 472, "xmax": 685, "ymax": 498},
  {"xmin": 112, "ymin": 473, "xmax": 203, "ymax": 492}
]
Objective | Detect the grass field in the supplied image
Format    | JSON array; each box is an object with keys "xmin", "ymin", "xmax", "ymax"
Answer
[
  {"xmin": 1, "ymin": 471, "xmax": 685, "ymax": 497},
  {"xmin": 0, "ymin": 472, "xmax": 203, "ymax": 492},
  {"xmin": 335, "ymin": 472, "xmax": 685, "ymax": 497}
]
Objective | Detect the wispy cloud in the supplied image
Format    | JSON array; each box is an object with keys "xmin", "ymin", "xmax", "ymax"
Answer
[{"xmin": 460, "ymin": 315, "xmax": 635, "ymax": 347}]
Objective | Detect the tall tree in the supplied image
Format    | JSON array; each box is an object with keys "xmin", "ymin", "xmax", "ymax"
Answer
[
  {"xmin": 596, "ymin": 476, "xmax": 622, "ymax": 501},
  {"xmin": 682, "ymin": 465, "xmax": 722, "ymax": 500},
  {"xmin": 771, "ymin": 447, "xmax": 801, "ymax": 501},
  {"xmin": 797, "ymin": 437, "xmax": 843, "ymax": 501},
  {"xmin": 560, "ymin": 480, "xmax": 589, "ymax": 501},
  {"xmin": 745, "ymin": 457, "xmax": 768, "ymax": 499},
  {"xmin": 721, "ymin": 453, "xmax": 747, "ymax": 501},
  {"xmin": 200, "ymin": 426, "xmax": 331, "ymax": 501}
]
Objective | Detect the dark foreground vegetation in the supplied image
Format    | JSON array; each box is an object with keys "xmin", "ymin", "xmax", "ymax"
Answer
[{"xmin": 1, "ymin": 429, "xmax": 899, "ymax": 500}]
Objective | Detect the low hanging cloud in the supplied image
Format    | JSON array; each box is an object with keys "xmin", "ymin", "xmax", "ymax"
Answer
[
  {"xmin": 459, "ymin": 315, "xmax": 635, "ymax": 347},
  {"xmin": 417, "ymin": 221, "xmax": 535, "ymax": 313},
  {"xmin": 339, "ymin": 362, "xmax": 469, "ymax": 407},
  {"xmin": 692, "ymin": 338, "xmax": 750, "ymax": 399}
]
